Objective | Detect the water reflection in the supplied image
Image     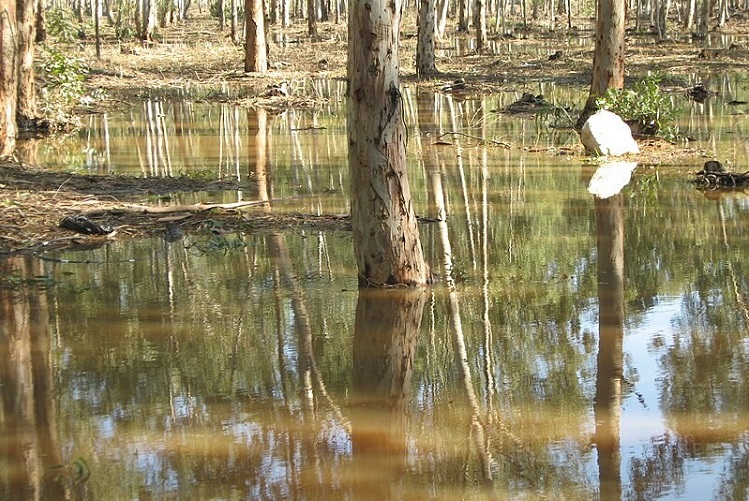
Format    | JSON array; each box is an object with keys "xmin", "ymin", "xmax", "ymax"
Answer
[
  {"xmin": 351, "ymin": 288, "xmax": 425, "ymax": 499},
  {"xmin": 0, "ymin": 257, "xmax": 69, "ymax": 500},
  {"xmin": 593, "ymin": 192, "xmax": 624, "ymax": 501},
  {"xmin": 8, "ymin": 79, "xmax": 749, "ymax": 499}
]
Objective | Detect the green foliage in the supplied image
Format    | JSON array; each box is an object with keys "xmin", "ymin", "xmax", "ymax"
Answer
[
  {"xmin": 596, "ymin": 75, "xmax": 678, "ymax": 140},
  {"xmin": 39, "ymin": 47, "xmax": 90, "ymax": 122},
  {"xmin": 45, "ymin": 7, "xmax": 81, "ymax": 43}
]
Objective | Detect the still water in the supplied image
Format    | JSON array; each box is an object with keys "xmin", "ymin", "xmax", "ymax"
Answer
[{"xmin": 3, "ymin": 81, "xmax": 749, "ymax": 500}]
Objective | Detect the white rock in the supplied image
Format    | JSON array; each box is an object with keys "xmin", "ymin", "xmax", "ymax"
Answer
[
  {"xmin": 588, "ymin": 161, "xmax": 638, "ymax": 199},
  {"xmin": 580, "ymin": 109, "xmax": 640, "ymax": 156}
]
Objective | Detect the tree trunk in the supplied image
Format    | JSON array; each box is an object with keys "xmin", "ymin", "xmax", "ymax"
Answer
[
  {"xmin": 458, "ymin": 0, "xmax": 468, "ymax": 31},
  {"xmin": 217, "ymin": 0, "xmax": 225, "ymax": 28},
  {"xmin": 142, "ymin": 0, "xmax": 157, "ymax": 41},
  {"xmin": 34, "ymin": 0, "xmax": 45, "ymax": 42},
  {"xmin": 245, "ymin": 0, "xmax": 268, "ymax": 72},
  {"xmin": 230, "ymin": 0, "xmax": 239, "ymax": 43},
  {"xmin": 697, "ymin": 0, "xmax": 709, "ymax": 36},
  {"xmin": 16, "ymin": 0, "xmax": 37, "ymax": 125},
  {"xmin": 0, "ymin": 0, "xmax": 18, "ymax": 155},
  {"xmin": 416, "ymin": 0, "xmax": 438, "ymax": 77},
  {"xmin": 347, "ymin": 0, "xmax": 431, "ymax": 287},
  {"xmin": 656, "ymin": 0, "xmax": 670, "ymax": 37},
  {"xmin": 577, "ymin": 0, "xmax": 626, "ymax": 128},
  {"xmin": 475, "ymin": 0, "xmax": 486, "ymax": 51},
  {"xmin": 308, "ymin": 0, "xmax": 318, "ymax": 35},
  {"xmin": 436, "ymin": 0, "xmax": 449, "ymax": 37}
]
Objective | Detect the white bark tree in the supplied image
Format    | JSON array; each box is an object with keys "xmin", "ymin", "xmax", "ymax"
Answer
[{"xmin": 347, "ymin": 0, "xmax": 431, "ymax": 287}]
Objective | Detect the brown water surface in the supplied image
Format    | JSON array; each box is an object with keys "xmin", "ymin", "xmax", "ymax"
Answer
[{"xmin": 3, "ymin": 86, "xmax": 749, "ymax": 500}]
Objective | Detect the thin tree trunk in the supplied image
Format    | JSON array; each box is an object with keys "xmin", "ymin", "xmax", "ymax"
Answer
[
  {"xmin": 308, "ymin": 0, "xmax": 317, "ymax": 35},
  {"xmin": 218, "ymin": 0, "xmax": 225, "ymax": 28},
  {"xmin": 347, "ymin": 0, "xmax": 431, "ymax": 287},
  {"xmin": 0, "ymin": 0, "xmax": 18, "ymax": 155},
  {"xmin": 657, "ymin": 0, "xmax": 670, "ymax": 37},
  {"xmin": 436, "ymin": 0, "xmax": 448, "ymax": 37},
  {"xmin": 142, "ymin": 0, "xmax": 157, "ymax": 41},
  {"xmin": 458, "ymin": 0, "xmax": 468, "ymax": 31},
  {"xmin": 94, "ymin": 0, "xmax": 101, "ymax": 57},
  {"xmin": 35, "ymin": 0, "xmax": 46, "ymax": 42},
  {"xmin": 231, "ymin": 0, "xmax": 239, "ymax": 43},
  {"xmin": 475, "ymin": 0, "xmax": 486, "ymax": 50}
]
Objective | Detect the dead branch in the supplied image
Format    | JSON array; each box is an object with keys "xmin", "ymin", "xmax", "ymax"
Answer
[
  {"xmin": 82, "ymin": 199, "xmax": 270, "ymax": 217},
  {"xmin": 436, "ymin": 132, "xmax": 511, "ymax": 148}
]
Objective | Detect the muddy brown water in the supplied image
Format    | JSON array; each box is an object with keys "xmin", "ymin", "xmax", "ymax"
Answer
[{"xmin": 4, "ymin": 84, "xmax": 749, "ymax": 500}]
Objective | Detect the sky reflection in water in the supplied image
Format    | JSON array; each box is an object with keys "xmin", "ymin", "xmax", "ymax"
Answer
[{"xmin": 4, "ymin": 86, "xmax": 749, "ymax": 500}]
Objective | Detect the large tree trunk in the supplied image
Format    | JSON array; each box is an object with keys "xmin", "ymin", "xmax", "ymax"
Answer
[
  {"xmin": 0, "ymin": 0, "xmax": 18, "ymax": 155},
  {"xmin": 245, "ymin": 0, "xmax": 268, "ymax": 72},
  {"xmin": 416, "ymin": 0, "xmax": 438, "ymax": 77},
  {"xmin": 17, "ymin": 0, "xmax": 37, "ymax": 125},
  {"xmin": 347, "ymin": 0, "xmax": 431, "ymax": 287},
  {"xmin": 577, "ymin": 0, "xmax": 626, "ymax": 128}
]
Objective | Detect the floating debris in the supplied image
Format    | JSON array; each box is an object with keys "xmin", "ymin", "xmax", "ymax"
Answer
[
  {"xmin": 506, "ymin": 92, "xmax": 552, "ymax": 114},
  {"xmin": 440, "ymin": 78, "xmax": 467, "ymax": 93},
  {"xmin": 692, "ymin": 160, "xmax": 749, "ymax": 188},
  {"xmin": 59, "ymin": 215, "xmax": 113, "ymax": 235},
  {"xmin": 686, "ymin": 83, "xmax": 714, "ymax": 103}
]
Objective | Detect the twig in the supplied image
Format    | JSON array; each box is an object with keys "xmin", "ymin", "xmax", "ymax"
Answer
[{"xmin": 436, "ymin": 132, "xmax": 511, "ymax": 148}]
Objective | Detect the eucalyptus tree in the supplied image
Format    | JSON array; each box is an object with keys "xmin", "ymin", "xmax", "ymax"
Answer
[
  {"xmin": 577, "ymin": 0, "xmax": 625, "ymax": 127},
  {"xmin": 17, "ymin": 0, "xmax": 39, "ymax": 124},
  {"xmin": 137, "ymin": 0, "xmax": 157, "ymax": 41},
  {"xmin": 245, "ymin": 0, "xmax": 268, "ymax": 72},
  {"xmin": 416, "ymin": 0, "xmax": 438, "ymax": 77},
  {"xmin": 0, "ymin": 0, "xmax": 18, "ymax": 155},
  {"xmin": 347, "ymin": 0, "xmax": 431, "ymax": 286}
]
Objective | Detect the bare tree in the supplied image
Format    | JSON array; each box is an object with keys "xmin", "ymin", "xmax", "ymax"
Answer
[{"xmin": 347, "ymin": 0, "xmax": 431, "ymax": 287}]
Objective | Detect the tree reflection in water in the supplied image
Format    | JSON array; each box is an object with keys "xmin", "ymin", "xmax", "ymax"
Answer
[{"xmin": 351, "ymin": 287, "xmax": 426, "ymax": 500}]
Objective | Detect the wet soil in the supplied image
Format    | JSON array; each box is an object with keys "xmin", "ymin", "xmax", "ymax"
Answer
[{"xmin": 2, "ymin": 13, "xmax": 746, "ymax": 255}]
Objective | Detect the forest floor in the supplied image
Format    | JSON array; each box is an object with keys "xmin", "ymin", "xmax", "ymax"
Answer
[{"xmin": 2, "ymin": 12, "xmax": 748, "ymax": 256}]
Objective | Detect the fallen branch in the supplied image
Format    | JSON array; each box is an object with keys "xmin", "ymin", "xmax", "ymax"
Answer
[
  {"xmin": 83, "ymin": 199, "xmax": 270, "ymax": 217},
  {"xmin": 436, "ymin": 132, "xmax": 511, "ymax": 148}
]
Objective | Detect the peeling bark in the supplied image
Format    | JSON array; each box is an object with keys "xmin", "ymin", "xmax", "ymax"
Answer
[
  {"xmin": 0, "ymin": 0, "xmax": 18, "ymax": 155},
  {"xmin": 347, "ymin": 0, "xmax": 430, "ymax": 287}
]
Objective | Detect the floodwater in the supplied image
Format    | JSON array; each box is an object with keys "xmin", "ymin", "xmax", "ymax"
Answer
[{"xmin": 4, "ymin": 77, "xmax": 749, "ymax": 500}]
